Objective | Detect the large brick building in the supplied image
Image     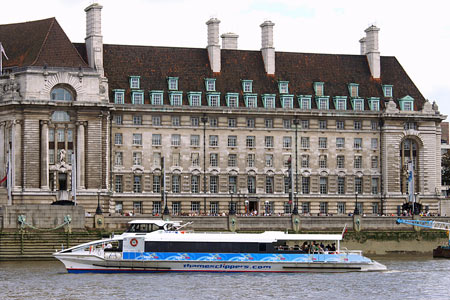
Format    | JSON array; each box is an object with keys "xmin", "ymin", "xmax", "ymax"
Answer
[{"xmin": 0, "ymin": 4, "xmax": 445, "ymax": 215}]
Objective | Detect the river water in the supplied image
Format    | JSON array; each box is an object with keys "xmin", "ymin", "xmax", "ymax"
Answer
[{"xmin": 1, "ymin": 256, "xmax": 450, "ymax": 300}]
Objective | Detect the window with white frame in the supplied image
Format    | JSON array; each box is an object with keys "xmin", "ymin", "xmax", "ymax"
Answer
[
  {"xmin": 191, "ymin": 117, "xmax": 199, "ymax": 127},
  {"xmin": 337, "ymin": 155, "xmax": 345, "ymax": 168},
  {"xmin": 115, "ymin": 175, "xmax": 123, "ymax": 193},
  {"xmin": 399, "ymin": 95, "xmax": 414, "ymax": 111},
  {"xmin": 130, "ymin": 76, "xmax": 140, "ymax": 89},
  {"xmin": 314, "ymin": 82, "xmax": 324, "ymax": 96},
  {"xmin": 114, "ymin": 90, "xmax": 125, "ymax": 104},
  {"xmin": 209, "ymin": 118, "xmax": 218, "ymax": 127},
  {"xmin": 245, "ymin": 95, "xmax": 257, "ymax": 108},
  {"xmin": 229, "ymin": 176, "xmax": 237, "ymax": 193},
  {"xmin": 228, "ymin": 154, "xmax": 237, "ymax": 167},
  {"xmin": 371, "ymin": 138, "xmax": 378, "ymax": 149},
  {"xmin": 282, "ymin": 96, "xmax": 293, "ymax": 108},
  {"xmin": 284, "ymin": 202, "xmax": 292, "ymax": 214},
  {"xmin": 132, "ymin": 133, "xmax": 142, "ymax": 145},
  {"xmin": 132, "ymin": 91, "xmax": 144, "ymax": 104},
  {"xmin": 265, "ymin": 176, "xmax": 274, "ymax": 193},
  {"xmin": 167, "ymin": 77, "xmax": 178, "ymax": 90},
  {"xmin": 210, "ymin": 201, "xmax": 219, "ymax": 214},
  {"xmin": 210, "ymin": 176, "xmax": 218, "ymax": 193},
  {"xmin": 369, "ymin": 98, "xmax": 380, "ymax": 111},
  {"xmin": 338, "ymin": 178, "xmax": 345, "ymax": 195},
  {"xmin": 382, "ymin": 85, "xmax": 393, "ymax": 98},
  {"xmin": 172, "ymin": 153, "xmax": 180, "ymax": 166},
  {"xmin": 153, "ymin": 201, "xmax": 161, "ymax": 214},
  {"xmin": 349, "ymin": 83, "xmax": 359, "ymax": 98},
  {"xmin": 265, "ymin": 154, "xmax": 273, "ymax": 167},
  {"xmin": 205, "ymin": 78, "xmax": 216, "ymax": 91},
  {"xmin": 318, "ymin": 98, "xmax": 329, "ymax": 110},
  {"xmin": 150, "ymin": 92, "xmax": 163, "ymax": 105},
  {"xmin": 172, "ymin": 175, "xmax": 180, "ymax": 193},
  {"xmin": 226, "ymin": 93, "xmax": 239, "ymax": 108},
  {"xmin": 320, "ymin": 177, "xmax": 328, "ymax": 194},
  {"xmin": 248, "ymin": 176, "xmax": 256, "ymax": 193},
  {"xmin": 354, "ymin": 138, "xmax": 362, "ymax": 150},
  {"xmin": 152, "ymin": 134, "xmax": 161, "ymax": 146},
  {"xmin": 191, "ymin": 201, "xmax": 200, "ymax": 214},
  {"xmin": 132, "ymin": 152, "xmax": 142, "ymax": 166},
  {"xmin": 336, "ymin": 120, "xmax": 344, "ymax": 129},
  {"xmin": 301, "ymin": 137, "xmax": 310, "ymax": 149},
  {"xmin": 228, "ymin": 118, "xmax": 236, "ymax": 128},
  {"xmin": 354, "ymin": 156, "xmax": 362, "ymax": 169},
  {"xmin": 191, "ymin": 175, "xmax": 199, "ymax": 193},
  {"xmin": 302, "ymin": 201, "xmax": 310, "ymax": 213},
  {"xmin": 319, "ymin": 137, "xmax": 327, "ymax": 149},
  {"xmin": 403, "ymin": 101, "xmax": 413, "ymax": 111},
  {"xmin": 153, "ymin": 152, "xmax": 161, "ymax": 166},
  {"xmin": 228, "ymin": 135, "xmax": 237, "ymax": 147},
  {"xmin": 302, "ymin": 177, "xmax": 310, "ymax": 194},
  {"xmin": 172, "ymin": 116, "xmax": 180, "ymax": 126},
  {"xmin": 265, "ymin": 136, "xmax": 274, "ymax": 148},
  {"xmin": 301, "ymin": 120, "xmax": 309, "ymax": 129},
  {"xmin": 247, "ymin": 118, "xmax": 255, "ymax": 128},
  {"xmin": 283, "ymin": 136, "xmax": 292, "ymax": 148},
  {"xmin": 319, "ymin": 155, "xmax": 327, "ymax": 168},
  {"xmin": 153, "ymin": 176, "xmax": 160, "ymax": 193},
  {"xmin": 371, "ymin": 156, "xmax": 378, "ymax": 168},
  {"xmin": 336, "ymin": 97, "xmax": 347, "ymax": 110},
  {"xmin": 371, "ymin": 178, "xmax": 379, "ymax": 194},
  {"xmin": 208, "ymin": 94, "xmax": 220, "ymax": 107},
  {"xmin": 115, "ymin": 152, "xmax": 123, "ymax": 166},
  {"xmin": 115, "ymin": 115, "xmax": 122, "ymax": 125},
  {"xmin": 188, "ymin": 93, "xmax": 201, "ymax": 106},
  {"xmin": 336, "ymin": 137, "xmax": 345, "ymax": 149},
  {"xmin": 191, "ymin": 153, "xmax": 199, "ymax": 166},
  {"xmin": 265, "ymin": 119, "xmax": 273, "ymax": 128},
  {"xmin": 246, "ymin": 136, "xmax": 255, "ymax": 148},
  {"xmin": 247, "ymin": 153, "xmax": 255, "ymax": 167},
  {"xmin": 190, "ymin": 135, "xmax": 200, "ymax": 147},
  {"xmin": 115, "ymin": 133, "xmax": 123, "ymax": 145},
  {"xmin": 319, "ymin": 120, "xmax": 327, "ymax": 129},
  {"xmin": 371, "ymin": 121, "xmax": 378, "ymax": 130},
  {"xmin": 300, "ymin": 97, "xmax": 311, "ymax": 109},
  {"xmin": 209, "ymin": 135, "xmax": 218, "ymax": 147},
  {"xmin": 242, "ymin": 80, "xmax": 253, "ymax": 93},
  {"xmin": 355, "ymin": 177, "xmax": 362, "ymax": 194},
  {"xmin": 263, "ymin": 95, "xmax": 275, "ymax": 108},
  {"xmin": 171, "ymin": 134, "xmax": 180, "ymax": 146},
  {"xmin": 404, "ymin": 122, "xmax": 417, "ymax": 130},
  {"xmin": 133, "ymin": 115, "xmax": 142, "ymax": 125},
  {"xmin": 152, "ymin": 115, "xmax": 161, "ymax": 126},
  {"xmin": 283, "ymin": 119, "xmax": 291, "ymax": 129},
  {"xmin": 353, "ymin": 99, "xmax": 364, "ymax": 111},
  {"xmin": 301, "ymin": 155, "xmax": 309, "ymax": 168},
  {"xmin": 170, "ymin": 93, "xmax": 182, "ymax": 106},
  {"xmin": 210, "ymin": 153, "xmax": 218, "ymax": 167},
  {"xmin": 320, "ymin": 202, "xmax": 328, "ymax": 214},
  {"xmin": 133, "ymin": 175, "xmax": 142, "ymax": 193},
  {"xmin": 354, "ymin": 120, "xmax": 362, "ymax": 130},
  {"xmin": 279, "ymin": 81, "xmax": 289, "ymax": 94}
]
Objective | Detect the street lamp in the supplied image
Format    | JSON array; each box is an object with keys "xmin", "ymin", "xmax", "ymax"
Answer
[
  {"xmin": 201, "ymin": 115, "xmax": 208, "ymax": 215},
  {"xmin": 95, "ymin": 190, "xmax": 102, "ymax": 215},
  {"xmin": 354, "ymin": 192, "xmax": 359, "ymax": 215},
  {"xmin": 163, "ymin": 191, "xmax": 169, "ymax": 215},
  {"xmin": 229, "ymin": 188, "xmax": 235, "ymax": 215},
  {"xmin": 245, "ymin": 199, "xmax": 249, "ymax": 215},
  {"xmin": 413, "ymin": 192, "xmax": 419, "ymax": 215},
  {"xmin": 292, "ymin": 118, "xmax": 299, "ymax": 215}
]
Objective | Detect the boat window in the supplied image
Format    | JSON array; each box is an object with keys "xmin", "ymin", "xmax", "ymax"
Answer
[{"xmin": 127, "ymin": 223, "xmax": 163, "ymax": 233}]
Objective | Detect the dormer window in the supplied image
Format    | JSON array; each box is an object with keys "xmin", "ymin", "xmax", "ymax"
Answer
[
  {"xmin": 188, "ymin": 92, "xmax": 202, "ymax": 107},
  {"xmin": 316, "ymin": 97, "xmax": 329, "ymax": 110},
  {"xmin": 334, "ymin": 96, "xmax": 347, "ymax": 110},
  {"xmin": 167, "ymin": 77, "xmax": 178, "ymax": 90},
  {"xmin": 281, "ymin": 95, "xmax": 293, "ymax": 108},
  {"xmin": 352, "ymin": 99, "xmax": 364, "ymax": 111},
  {"xmin": 226, "ymin": 93, "xmax": 239, "ymax": 108},
  {"xmin": 298, "ymin": 96, "xmax": 311, "ymax": 109},
  {"xmin": 130, "ymin": 76, "xmax": 140, "ymax": 89},
  {"xmin": 169, "ymin": 91, "xmax": 183, "ymax": 106},
  {"xmin": 150, "ymin": 91, "xmax": 163, "ymax": 105},
  {"xmin": 113, "ymin": 89, "xmax": 125, "ymax": 104},
  {"xmin": 244, "ymin": 94, "xmax": 258, "ymax": 108},
  {"xmin": 368, "ymin": 97, "xmax": 380, "ymax": 111},
  {"xmin": 278, "ymin": 81, "xmax": 289, "ymax": 94},
  {"xmin": 132, "ymin": 91, "xmax": 144, "ymax": 104},
  {"xmin": 314, "ymin": 82, "xmax": 324, "ymax": 96},
  {"xmin": 348, "ymin": 83, "xmax": 359, "ymax": 98},
  {"xmin": 51, "ymin": 85, "xmax": 74, "ymax": 101},
  {"xmin": 399, "ymin": 95, "xmax": 414, "ymax": 111},
  {"xmin": 383, "ymin": 85, "xmax": 393, "ymax": 98},
  {"xmin": 205, "ymin": 78, "xmax": 216, "ymax": 92},
  {"xmin": 262, "ymin": 94, "xmax": 275, "ymax": 108},
  {"xmin": 242, "ymin": 80, "xmax": 253, "ymax": 93},
  {"xmin": 207, "ymin": 92, "xmax": 220, "ymax": 107}
]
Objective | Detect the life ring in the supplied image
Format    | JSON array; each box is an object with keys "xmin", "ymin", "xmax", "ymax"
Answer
[{"xmin": 130, "ymin": 238, "xmax": 138, "ymax": 247}]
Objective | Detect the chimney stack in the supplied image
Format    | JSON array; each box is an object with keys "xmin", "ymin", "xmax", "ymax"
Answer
[
  {"xmin": 221, "ymin": 32, "xmax": 239, "ymax": 49},
  {"xmin": 364, "ymin": 25, "xmax": 380, "ymax": 79},
  {"xmin": 260, "ymin": 21, "xmax": 275, "ymax": 75},
  {"xmin": 206, "ymin": 18, "xmax": 221, "ymax": 73},
  {"xmin": 85, "ymin": 3, "xmax": 104, "ymax": 76},
  {"xmin": 359, "ymin": 37, "xmax": 366, "ymax": 55}
]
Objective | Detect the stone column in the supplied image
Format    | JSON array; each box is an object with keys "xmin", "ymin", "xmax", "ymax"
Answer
[
  {"xmin": 77, "ymin": 122, "xmax": 86, "ymax": 189},
  {"xmin": 13, "ymin": 120, "xmax": 22, "ymax": 189},
  {"xmin": 0, "ymin": 122, "xmax": 5, "ymax": 180},
  {"xmin": 40, "ymin": 121, "xmax": 49, "ymax": 189}
]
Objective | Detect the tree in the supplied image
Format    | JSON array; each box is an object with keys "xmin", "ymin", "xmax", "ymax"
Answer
[{"xmin": 442, "ymin": 151, "xmax": 450, "ymax": 194}]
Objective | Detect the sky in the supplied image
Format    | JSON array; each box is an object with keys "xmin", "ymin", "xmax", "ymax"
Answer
[{"xmin": 2, "ymin": 0, "xmax": 450, "ymax": 120}]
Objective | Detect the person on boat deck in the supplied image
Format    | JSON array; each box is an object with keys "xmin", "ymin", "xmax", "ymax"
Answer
[{"xmin": 330, "ymin": 243, "xmax": 336, "ymax": 252}]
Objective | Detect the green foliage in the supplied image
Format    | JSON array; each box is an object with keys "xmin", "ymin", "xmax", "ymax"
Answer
[{"xmin": 442, "ymin": 151, "xmax": 450, "ymax": 186}]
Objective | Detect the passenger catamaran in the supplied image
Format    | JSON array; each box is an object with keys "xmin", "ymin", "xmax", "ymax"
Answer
[{"xmin": 53, "ymin": 220, "xmax": 386, "ymax": 273}]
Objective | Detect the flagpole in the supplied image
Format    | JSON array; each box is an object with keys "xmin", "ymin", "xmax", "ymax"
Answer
[
  {"xmin": 72, "ymin": 152, "xmax": 77, "ymax": 205},
  {"xmin": 7, "ymin": 143, "xmax": 12, "ymax": 205}
]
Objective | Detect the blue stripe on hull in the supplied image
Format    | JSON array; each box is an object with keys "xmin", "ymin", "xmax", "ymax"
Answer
[{"xmin": 67, "ymin": 268, "xmax": 352, "ymax": 274}]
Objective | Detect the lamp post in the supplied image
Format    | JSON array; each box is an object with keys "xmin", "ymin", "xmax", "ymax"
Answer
[
  {"xmin": 354, "ymin": 192, "xmax": 359, "ymax": 215},
  {"xmin": 163, "ymin": 191, "xmax": 169, "ymax": 215},
  {"xmin": 245, "ymin": 199, "xmax": 249, "ymax": 215},
  {"xmin": 201, "ymin": 115, "xmax": 208, "ymax": 215},
  {"xmin": 292, "ymin": 118, "xmax": 299, "ymax": 215},
  {"xmin": 413, "ymin": 192, "xmax": 419, "ymax": 215},
  {"xmin": 95, "ymin": 190, "xmax": 102, "ymax": 215},
  {"xmin": 229, "ymin": 188, "xmax": 235, "ymax": 215}
]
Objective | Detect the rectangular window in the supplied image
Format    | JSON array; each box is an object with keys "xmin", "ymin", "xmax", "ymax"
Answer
[
  {"xmin": 133, "ymin": 175, "xmax": 142, "ymax": 193},
  {"xmin": 300, "ymin": 155, "xmax": 309, "ymax": 168},
  {"xmin": 318, "ymin": 98, "xmax": 328, "ymax": 110},
  {"xmin": 209, "ymin": 135, "xmax": 218, "ymax": 147},
  {"xmin": 314, "ymin": 82, "xmax": 324, "ymax": 96},
  {"xmin": 172, "ymin": 175, "xmax": 180, "ymax": 193},
  {"xmin": 283, "ymin": 136, "xmax": 292, "ymax": 148},
  {"xmin": 320, "ymin": 202, "xmax": 328, "ymax": 214},
  {"xmin": 265, "ymin": 119, "xmax": 273, "ymax": 128},
  {"xmin": 355, "ymin": 177, "xmax": 363, "ymax": 194},
  {"xmin": 371, "ymin": 121, "xmax": 378, "ymax": 130},
  {"xmin": 320, "ymin": 177, "xmax": 328, "ymax": 194},
  {"xmin": 372, "ymin": 178, "xmax": 379, "ymax": 194},
  {"xmin": 227, "ymin": 135, "xmax": 237, "ymax": 147},
  {"xmin": 247, "ymin": 118, "xmax": 255, "ymax": 128},
  {"xmin": 370, "ymin": 100, "xmax": 380, "ymax": 111},
  {"xmin": 300, "ymin": 97, "xmax": 311, "ymax": 109},
  {"xmin": 265, "ymin": 177, "xmax": 274, "ymax": 193},
  {"xmin": 57, "ymin": 129, "xmax": 65, "ymax": 142},
  {"xmin": 336, "ymin": 120, "xmax": 344, "ymax": 129},
  {"xmin": 301, "ymin": 120, "xmax": 309, "ymax": 129},
  {"xmin": 151, "ymin": 93, "xmax": 163, "ymax": 106},
  {"xmin": 227, "ymin": 94, "xmax": 238, "ymax": 108},
  {"xmin": 383, "ymin": 85, "xmax": 393, "ymax": 98},
  {"xmin": 283, "ymin": 119, "xmax": 291, "ymax": 129},
  {"xmin": 115, "ymin": 115, "xmax": 123, "ymax": 125},
  {"xmin": 115, "ymin": 175, "xmax": 123, "ymax": 193},
  {"xmin": 228, "ymin": 154, "xmax": 237, "ymax": 167},
  {"xmin": 152, "ymin": 116, "xmax": 161, "ymax": 126},
  {"xmin": 248, "ymin": 176, "xmax": 256, "ymax": 194},
  {"xmin": 171, "ymin": 134, "xmax": 180, "ymax": 146},
  {"xmin": 336, "ymin": 137, "xmax": 345, "ymax": 149},
  {"xmin": 190, "ymin": 135, "xmax": 200, "ymax": 147},
  {"xmin": 247, "ymin": 154, "xmax": 255, "ymax": 167},
  {"xmin": 338, "ymin": 177, "xmax": 345, "ymax": 195},
  {"xmin": 191, "ymin": 201, "xmax": 200, "ymax": 214},
  {"xmin": 209, "ymin": 118, "xmax": 218, "ymax": 127},
  {"xmin": 191, "ymin": 175, "xmax": 200, "ymax": 193},
  {"xmin": 168, "ymin": 77, "xmax": 178, "ymax": 90},
  {"xmin": 190, "ymin": 94, "xmax": 201, "ymax": 107},
  {"xmin": 153, "ymin": 175, "xmax": 160, "ymax": 193},
  {"xmin": 172, "ymin": 153, "xmax": 180, "ymax": 167},
  {"xmin": 130, "ymin": 77, "xmax": 140, "ymax": 89},
  {"xmin": 153, "ymin": 153, "xmax": 161, "ymax": 167},
  {"xmin": 133, "ymin": 152, "xmax": 142, "ymax": 166},
  {"xmin": 265, "ymin": 154, "xmax": 273, "ymax": 167},
  {"xmin": 265, "ymin": 136, "xmax": 274, "ymax": 148},
  {"xmin": 170, "ymin": 93, "xmax": 182, "ymax": 106},
  {"xmin": 302, "ymin": 202, "xmax": 310, "ymax": 214},
  {"xmin": 371, "ymin": 156, "xmax": 378, "ymax": 169},
  {"xmin": 210, "ymin": 202, "xmax": 219, "ymax": 215},
  {"xmin": 319, "ymin": 155, "xmax": 327, "ymax": 169},
  {"xmin": 337, "ymin": 202, "xmax": 346, "ymax": 214},
  {"xmin": 404, "ymin": 122, "xmax": 417, "ymax": 130},
  {"xmin": 354, "ymin": 138, "xmax": 362, "ymax": 150},
  {"xmin": 133, "ymin": 115, "xmax": 142, "ymax": 125},
  {"xmin": 403, "ymin": 101, "xmax": 413, "ymax": 111},
  {"xmin": 282, "ymin": 96, "xmax": 293, "ymax": 108},
  {"xmin": 49, "ymin": 129, "xmax": 55, "ymax": 142},
  {"xmin": 319, "ymin": 137, "xmax": 327, "ymax": 149},
  {"xmin": 353, "ymin": 99, "xmax": 364, "ymax": 111},
  {"xmin": 205, "ymin": 79, "xmax": 216, "ymax": 92},
  {"xmin": 208, "ymin": 94, "xmax": 220, "ymax": 107},
  {"xmin": 191, "ymin": 117, "xmax": 199, "ymax": 127},
  {"xmin": 210, "ymin": 153, "xmax": 218, "ymax": 167},
  {"xmin": 336, "ymin": 155, "xmax": 345, "ymax": 168},
  {"xmin": 133, "ymin": 201, "xmax": 143, "ymax": 214},
  {"xmin": 301, "ymin": 137, "xmax": 310, "ymax": 149},
  {"xmin": 372, "ymin": 202, "xmax": 379, "ymax": 214},
  {"xmin": 336, "ymin": 98, "xmax": 346, "ymax": 110},
  {"xmin": 279, "ymin": 82, "xmax": 289, "ymax": 94},
  {"xmin": 152, "ymin": 134, "xmax": 161, "ymax": 146},
  {"xmin": 210, "ymin": 176, "xmax": 218, "ymax": 193},
  {"xmin": 371, "ymin": 138, "xmax": 378, "ymax": 149},
  {"xmin": 48, "ymin": 149, "xmax": 55, "ymax": 165},
  {"xmin": 132, "ymin": 133, "xmax": 142, "ymax": 145},
  {"xmin": 243, "ymin": 80, "xmax": 252, "ymax": 93},
  {"xmin": 302, "ymin": 177, "xmax": 310, "ymax": 194},
  {"xmin": 191, "ymin": 153, "xmax": 199, "ymax": 166},
  {"xmin": 228, "ymin": 118, "xmax": 237, "ymax": 128},
  {"xmin": 172, "ymin": 116, "xmax": 180, "ymax": 126},
  {"xmin": 132, "ymin": 92, "xmax": 144, "ymax": 105},
  {"xmin": 319, "ymin": 120, "xmax": 327, "ymax": 129},
  {"xmin": 264, "ymin": 96, "xmax": 275, "ymax": 108},
  {"xmin": 115, "ymin": 201, "xmax": 123, "ymax": 214},
  {"xmin": 153, "ymin": 201, "xmax": 161, "ymax": 215},
  {"xmin": 354, "ymin": 121, "xmax": 362, "ymax": 130},
  {"xmin": 114, "ymin": 91, "xmax": 124, "ymax": 104},
  {"xmin": 115, "ymin": 152, "xmax": 123, "ymax": 166},
  {"xmin": 246, "ymin": 136, "xmax": 255, "ymax": 148},
  {"xmin": 172, "ymin": 202, "xmax": 181, "ymax": 215},
  {"xmin": 284, "ymin": 176, "xmax": 290, "ymax": 193},
  {"xmin": 246, "ymin": 95, "xmax": 257, "ymax": 108},
  {"xmin": 354, "ymin": 156, "xmax": 362, "ymax": 169}
]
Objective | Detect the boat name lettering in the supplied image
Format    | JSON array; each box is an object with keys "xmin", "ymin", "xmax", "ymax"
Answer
[{"xmin": 182, "ymin": 264, "xmax": 271, "ymax": 270}]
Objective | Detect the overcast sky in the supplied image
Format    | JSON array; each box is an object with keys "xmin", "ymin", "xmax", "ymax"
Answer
[{"xmin": 2, "ymin": 0, "xmax": 450, "ymax": 121}]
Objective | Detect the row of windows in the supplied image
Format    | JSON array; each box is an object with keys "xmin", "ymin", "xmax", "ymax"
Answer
[
  {"xmin": 114, "ymin": 174, "xmax": 379, "ymax": 195},
  {"xmin": 114, "ymin": 132, "xmax": 378, "ymax": 151},
  {"xmin": 115, "ymin": 151, "xmax": 379, "ymax": 170},
  {"xmin": 115, "ymin": 115, "xmax": 382, "ymax": 131},
  {"xmin": 116, "ymin": 199, "xmax": 380, "ymax": 216}
]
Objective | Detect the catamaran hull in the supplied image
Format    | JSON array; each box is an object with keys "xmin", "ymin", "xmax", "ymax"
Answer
[{"xmin": 54, "ymin": 254, "xmax": 387, "ymax": 273}]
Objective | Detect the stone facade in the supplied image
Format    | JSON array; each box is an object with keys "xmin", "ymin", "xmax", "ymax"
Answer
[{"xmin": 0, "ymin": 3, "xmax": 445, "ymax": 216}]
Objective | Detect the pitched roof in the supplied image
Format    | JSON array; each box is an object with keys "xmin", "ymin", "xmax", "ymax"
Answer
[
  {"xmin": 0, "ymin": 18, "xmax": 88, "ymax": 68},
  {"xmin": 100, "ymin": 44, "xmax": 426, "ymax": 110}
]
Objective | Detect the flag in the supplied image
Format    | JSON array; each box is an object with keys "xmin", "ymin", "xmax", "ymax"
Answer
[
  {"xmin": 341, "ymin": 224, "xmax": 348, "ymax": 238},
  {"xmin": 71, "ymin": 152, "xmax": 77, "ymax": 205},
  {"xmin": 0, "ymin": 42, "xmax": 9, "ymax": 75},
  {"xmin": 0, "ymin": 162, "xmax": 7, "ymax": 184}
]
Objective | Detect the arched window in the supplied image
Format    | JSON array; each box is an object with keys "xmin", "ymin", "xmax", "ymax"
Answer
[
  {"xmin": 51, "ymin": 86, "xmax": 74, "ymax": 101},
  {"xmin": 400, "ymin": 138, "xmax": 419, "ymax": 194}
]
